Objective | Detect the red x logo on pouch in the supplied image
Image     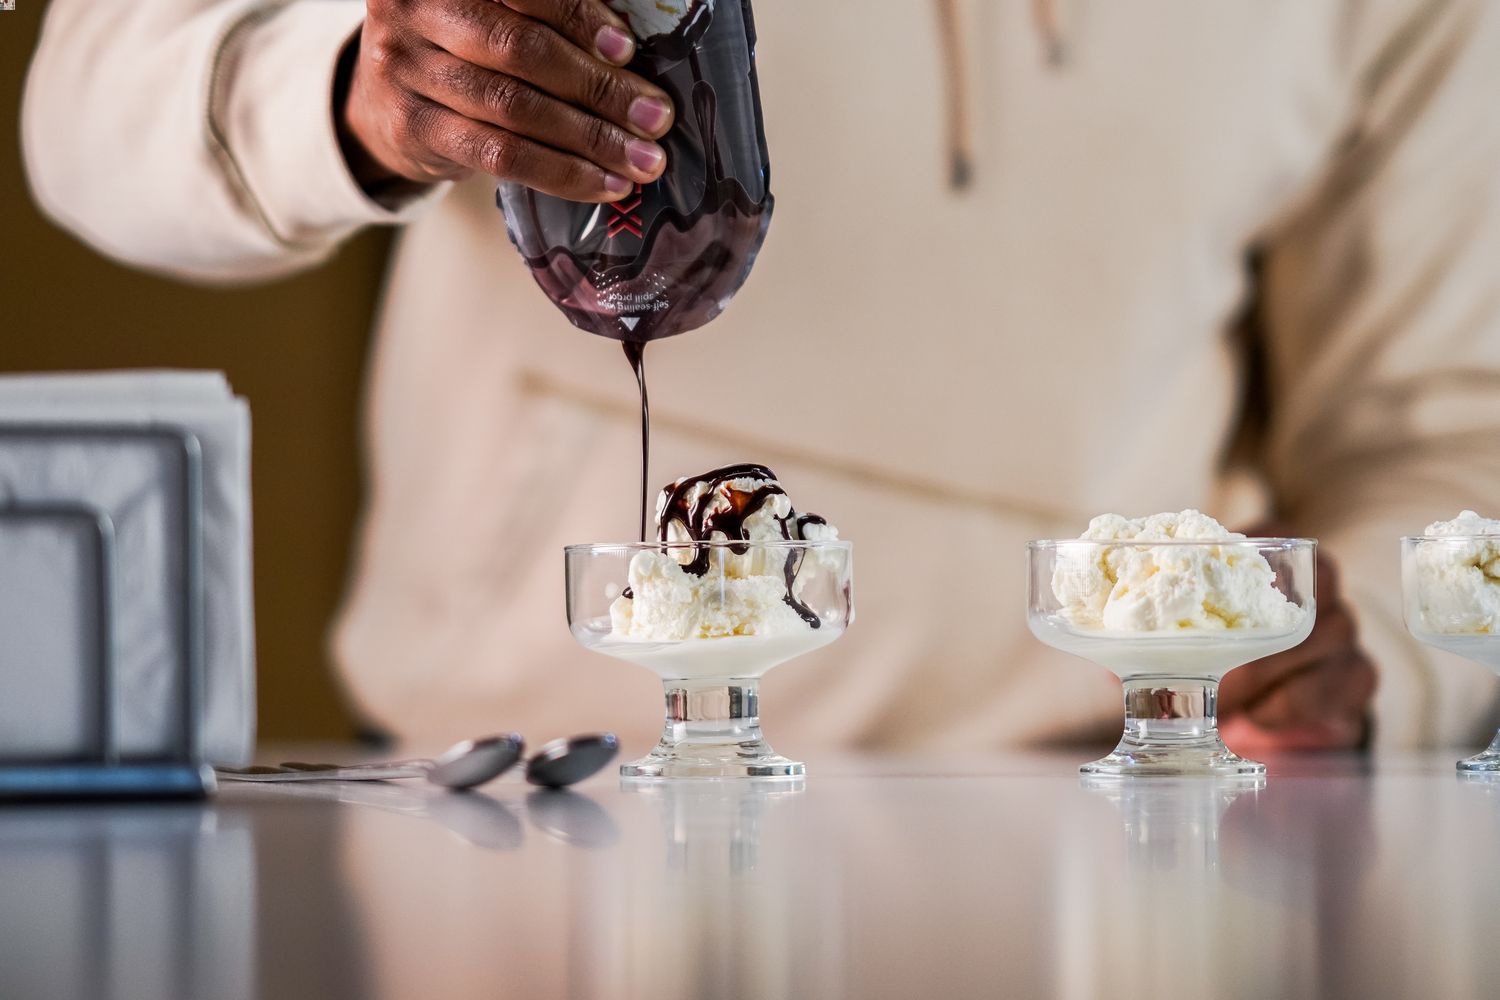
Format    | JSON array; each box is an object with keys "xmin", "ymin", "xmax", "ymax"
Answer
[{"xmin": 607, "ymin": 184, "xmax": 643, "ymax": 239}]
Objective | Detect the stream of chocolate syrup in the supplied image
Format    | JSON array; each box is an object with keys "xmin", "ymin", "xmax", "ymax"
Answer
[{"xmin": 623, "ymin": 340, "xmax": 650, "ymax": 542}]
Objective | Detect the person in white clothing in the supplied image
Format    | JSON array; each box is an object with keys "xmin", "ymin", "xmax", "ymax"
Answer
[{"xmin": 21, "ymin": 0, "xmax": 1500, "ymax": 753}]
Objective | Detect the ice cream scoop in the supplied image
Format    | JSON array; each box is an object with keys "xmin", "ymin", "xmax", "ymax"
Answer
[
  {"xmin": 1407, "ymin": 510, "xmax": 1500, "ymax": 634},
  {"xmin": 656, "ymin": 463, "xmax": 833, "ymax": 545},
  {"xmin": 610, "ymin": 465, "xmax": 839, "ymax": 641},
  {"xmin": 1051, "ymin": 510, "xmax": 1305, "ymax": 633}
]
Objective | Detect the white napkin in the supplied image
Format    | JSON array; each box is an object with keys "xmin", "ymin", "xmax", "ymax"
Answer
[{"xmin": 0, "ymin": 370, "xmax": 254, "ymax": 765}]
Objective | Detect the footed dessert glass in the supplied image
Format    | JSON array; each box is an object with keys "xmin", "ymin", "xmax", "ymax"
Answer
[
  {"xmin": 1027, "ymin": 539, "xmax": 1316, "ymax": 777},
  {"xmin": 566, "ymin": 540, "xmax": 853, "ymax": 779},
  {"xmin": 1401, "ymin": 535, "xmax": 1500, "ymax": 772}
]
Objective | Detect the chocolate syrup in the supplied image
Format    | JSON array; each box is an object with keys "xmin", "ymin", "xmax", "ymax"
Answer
[
  {"xmin": 622, "ymin": 340, "xmax": 650, "ymax": 542},
  {"xmin": 497, "ymin": 0, "xmax": 773, "ymax": 345},
  {"xmin": 652, "ymin": 463, "xmax": 824, "ymax": 628},
  {"xmin": 497, "ymin": 1, "xmax": 784, "ymax": 608}
]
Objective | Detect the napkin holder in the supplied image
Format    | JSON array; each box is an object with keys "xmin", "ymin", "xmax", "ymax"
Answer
[{"xmin": 0, "ymin": 424, "xmax": 215, "ymax": 800}]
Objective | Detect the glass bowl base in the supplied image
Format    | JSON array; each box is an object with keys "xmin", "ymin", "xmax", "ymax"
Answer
[
  {"xmin": 620, "ymin": 740, "xmax": 804, "ymax": 780},
  {"xmin": 1081, "ymin": 738, "xmax": 1266, "ymax": 778},
  {"xmin": 1457, "ymin": 748, "xmax": 1500, "ymax": 772}
]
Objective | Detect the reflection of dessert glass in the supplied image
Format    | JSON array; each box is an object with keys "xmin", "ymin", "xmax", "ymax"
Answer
[
  {"xmin": 1402, "ymin": 512, "xmax": 1500, "ymax": 772},
  {"xmin": 1080, "ymin": 776, "xmax": 1263, "ymax": 872},
  {"xmin": 567, "ymin": 466, "xmax": 853, "ymax": 779},
  {"xmin": 623, "ymin": 777, "xmax": 805, "ymax": 873},
  {"xmin": 1028, "ymin": 514, "xmax": 1315, "ymax": 777}
]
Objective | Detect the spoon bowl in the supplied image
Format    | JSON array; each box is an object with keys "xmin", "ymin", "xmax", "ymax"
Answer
[
  {"xmin": 525, "ymin": 734, "xmax": 620, "ymax": 788},
  {"xmin": 429, "ymin": 736, "xmax": 529, "ymax": 789}
]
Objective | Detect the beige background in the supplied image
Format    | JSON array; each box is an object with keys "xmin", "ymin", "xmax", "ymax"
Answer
[{"xmin": 1, "ymin": 3, "xmax": 371, "ymax": 738}]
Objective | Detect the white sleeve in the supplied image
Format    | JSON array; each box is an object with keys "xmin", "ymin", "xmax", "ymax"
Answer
[
  {"xmin": 1259, "ymin": 0, "xmax": 1500, "ymax": 747},
  {"xmin": 21, "ymin": 0, "xmax": 448, "ymax": 285}
]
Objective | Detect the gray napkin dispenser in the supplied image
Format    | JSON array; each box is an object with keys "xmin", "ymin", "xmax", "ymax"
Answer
[{"xmin": 0, "ymin": 373, "xmax": 255, "ymax": 797}]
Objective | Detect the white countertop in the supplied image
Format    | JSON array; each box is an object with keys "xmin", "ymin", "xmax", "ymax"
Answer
[{"xmin": 1, "ymin": 750, "xmax": 1494, "ymax": 1000}]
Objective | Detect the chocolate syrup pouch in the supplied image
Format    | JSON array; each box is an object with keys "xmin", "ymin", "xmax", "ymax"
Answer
[{"xmin": 497, "ymin": 0, "xmax": 773, "ymax": 343}]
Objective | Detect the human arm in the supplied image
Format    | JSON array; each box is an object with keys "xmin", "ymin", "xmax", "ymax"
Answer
[
  {"xmin": 1248, "ymin": 0, "xmax": 1500, "ymax": 748},
  {"xmin": 21, "ymin": 0, "xmax": 671, "ymax": 285},
  {"xmin": 341, "ymin": 0, "xmax": 672, "ymax": 197}
]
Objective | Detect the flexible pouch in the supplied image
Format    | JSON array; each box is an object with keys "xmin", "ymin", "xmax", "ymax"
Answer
[{"xmin": 497, "ymin": 0, "xmax": 773, "ymax": 342}]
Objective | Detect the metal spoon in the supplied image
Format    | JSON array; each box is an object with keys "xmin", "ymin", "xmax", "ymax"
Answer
[
  {"xmin": 285, "ymin": 733, "xmax": 618, "ymax": 788},
  {"xmin": 524, "ymin": 733, "xmax": 620, "ymax": 788},
  {"xmin": 215, "ymin": 734, "xmax": 525, "ymax": 790}
]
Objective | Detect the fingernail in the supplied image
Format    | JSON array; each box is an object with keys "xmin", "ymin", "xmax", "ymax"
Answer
[
  {"xmin": 596, "ymin": 25, "xmax": 634, "ymax": 64},
  {"xmin": 603, "ymin": 173, "xmax": 634, "ymax": 197},
  {"xmin": 628, "ymin": 97, "xmax": 672, "ymax": 134},
  {"xmin": 626, "ymin": 139, "xmax": 664, "ymax": 175}
]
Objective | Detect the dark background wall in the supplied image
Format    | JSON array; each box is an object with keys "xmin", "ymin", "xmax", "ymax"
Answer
[{"xmin": 1, "ymin": 3, "xmax": 374, "ymax": 739}]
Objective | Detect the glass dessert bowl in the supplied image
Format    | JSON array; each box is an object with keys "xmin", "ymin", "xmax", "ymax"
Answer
[
  {"xmin": 567, "ymin": 539, "xmax": 853, "ymax": 779},
  {"xmin": 1402, "ymin": 520, "xmax": 1500, "ymax": 771},
  {"xmin": 1028, "ymin": 535, "xmax": 1316, "ymax": 777}
]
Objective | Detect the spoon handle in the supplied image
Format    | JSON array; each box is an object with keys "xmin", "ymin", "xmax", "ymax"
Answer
[
  {"xmin": 215, "ymin": 763, "xmax": 427, "ymax": 782},
  {"xmin": 281, "ymin": 758, "xmax": 436, "ymax": 775}
]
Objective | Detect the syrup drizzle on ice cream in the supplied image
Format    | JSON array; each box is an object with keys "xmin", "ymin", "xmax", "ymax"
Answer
[
  {"xmin": 615, "ymin": 465, "xmax": 834, "ymax": 632},
  {"xmin": 657, "ymin": 465, "xmax": 828, "ymax": 626}
]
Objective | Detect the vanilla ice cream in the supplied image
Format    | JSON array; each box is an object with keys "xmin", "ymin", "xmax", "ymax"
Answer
[
  {"xmin": 1052, "ymin": 510, "xmax": 1305, "ymax": 633},
  {"xmin": 609, "ymin": 464, "xmax": 839, "ymax": 642},
  {"xmin": 1409, "ymin": 510, "xmax": 1500, "ymax": 634},
  {"xmin": 608, "ymin": 0, "xmax": 711, "ymax": 42}
]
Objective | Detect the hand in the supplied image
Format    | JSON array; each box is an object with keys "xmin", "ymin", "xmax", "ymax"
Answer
[
  {"xmin": 341, "ymin": 0, "xmax": 674, "ymax": 201},
  {"xmin": 1218, "ymin": 526, "xmax": 1378, "ymax": 753}
]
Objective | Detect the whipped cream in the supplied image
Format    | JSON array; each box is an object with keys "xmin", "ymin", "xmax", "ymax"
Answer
[
  {"xmin": 1052, "ymin": 510, "xmax": 1304, "ymax": 633},
  {"xmin": 608, "ymin": 0, "xmax": 711, "ymax": 42},
  {"xmin": 610, "ymin": 465, "xmax": 838, "ymax": 641},
  {"xmin": 1411, "ymin": 511, "xmax": 1500, "ymax": 634}
]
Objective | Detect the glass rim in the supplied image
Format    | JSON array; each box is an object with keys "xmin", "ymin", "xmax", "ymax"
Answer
[
  {"xmin": 1027, "ymin": 537, "xmax": 1315, "ymax": 550},
  {"xmin": 566, "ymin": 539, "xmax": 853, "ymax": 554},
  {"xmin": 1401, "ymin": 534, "xmax": 1500, "ymax": 543}
]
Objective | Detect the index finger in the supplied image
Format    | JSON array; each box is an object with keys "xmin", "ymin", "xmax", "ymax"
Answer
[
  {"xmin": 420, "ymin": 2, "xmax": 674, "ymax": 138},
  {"xmin": 504, "ymin": 0, "xmax": 637, "ymax": 65}
]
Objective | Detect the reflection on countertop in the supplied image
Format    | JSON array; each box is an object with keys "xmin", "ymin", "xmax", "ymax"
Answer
[
  {"xmin": 2, "ymin": 752, "xmax": 1499, "ymax": 999},
  {"xmin": 0, "ymin": 804, "xmax": 257, "ymax": 1000}
]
